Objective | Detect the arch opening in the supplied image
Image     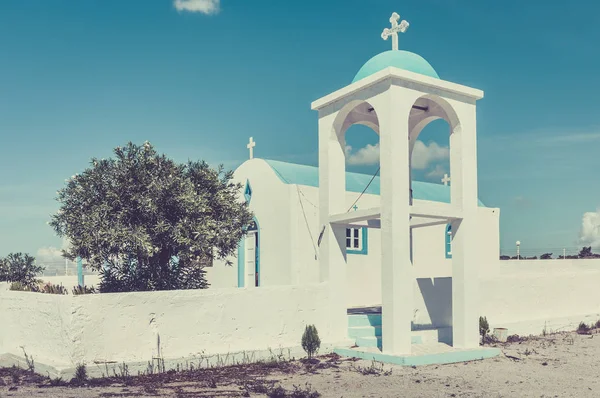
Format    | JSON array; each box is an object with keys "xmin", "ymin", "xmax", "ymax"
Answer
[{"xmin": 407, "ymin": 95, "xmax": 461, "ymax": 204}]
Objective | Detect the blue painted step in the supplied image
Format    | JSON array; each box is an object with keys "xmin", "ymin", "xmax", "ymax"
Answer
[
  {"xmin": 348, "ymin": 313, "xmax": 453, "ymax": 349},
  {"xmin": 348, "ymin": 313, "xmax": 382, "ymax": 328},
  {"xmin": 349, "ymin": 325, "xmax": 382, "ymax": 338}
]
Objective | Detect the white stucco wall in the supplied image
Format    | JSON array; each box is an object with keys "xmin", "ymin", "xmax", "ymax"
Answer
[
  {"xmin": 0, "ymin": 289, "xmax": 73, "ymax": 369},
  {"xmin": 4, "ymin": 260, "xmax": 600, "ymax": 375},
  {"xmin": 481, "ymin": 259, "xmax": 600, "ymax": 335},
  {"xmin": 0, "ymin": 283, "xmax": 340, "ymax": 375},
  {"xmin": 286, "ymin": 183, "xmax": 500, "ymax": 311},
  {"xmin": 208, "ymin": 159, "xmax": 294, "ymax": 288}
]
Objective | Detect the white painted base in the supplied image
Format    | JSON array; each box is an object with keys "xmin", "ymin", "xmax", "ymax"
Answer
[{"xmin": 0, "ymin": 340, "xmax": 354, "ymax": 379}]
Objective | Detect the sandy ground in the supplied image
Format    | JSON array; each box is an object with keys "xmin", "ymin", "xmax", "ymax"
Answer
[{"xmin": 1, "ymin": 331, "xmax": 599, "ymax": 397}]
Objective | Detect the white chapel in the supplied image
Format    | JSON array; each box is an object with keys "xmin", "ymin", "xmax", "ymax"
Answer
[{"xmin": 208, "ymin": 12, "xmax": 500, "ymax": 355}]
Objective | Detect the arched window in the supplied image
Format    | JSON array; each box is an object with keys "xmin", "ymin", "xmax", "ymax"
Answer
[
  {"xmin": 445, "ymin": 224, "xmax": 452, "ymax": 259},
  {"xmin": 243, "ymin": 180, "xmax": 252, "ymax": 204}
]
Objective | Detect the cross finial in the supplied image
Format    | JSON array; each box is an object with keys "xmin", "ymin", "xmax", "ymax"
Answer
[
  {"xmin": 247, "ymin": 137, "xmax": 256, "ymax": 159},
  {"xmin": 381, "ymin": 12, "xmax": 409, "ymax": 51},
  {"xmin": 441, "ymin": 173, "xmax": 451, "ymax": 186}
]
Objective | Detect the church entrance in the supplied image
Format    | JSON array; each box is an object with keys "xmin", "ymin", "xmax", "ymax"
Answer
[{"xmin": 244, "ymin": 219, "xmax": 260, "ymax": 287}]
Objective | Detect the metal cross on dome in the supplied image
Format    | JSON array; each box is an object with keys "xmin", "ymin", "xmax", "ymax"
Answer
[{"xmin": 381, "ymin": 12, "xmax": 409, "ymax": 51}]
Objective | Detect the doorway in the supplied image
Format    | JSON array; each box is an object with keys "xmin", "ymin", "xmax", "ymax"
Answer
[{"xmin": 238, "ymin": 218, "xmax": 260, "ymax": 287}]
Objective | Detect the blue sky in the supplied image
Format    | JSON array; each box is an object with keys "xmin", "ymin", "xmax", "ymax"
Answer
[{"xmin": 1, "ymin": 0, "xmax": 599, "ymax": 266}]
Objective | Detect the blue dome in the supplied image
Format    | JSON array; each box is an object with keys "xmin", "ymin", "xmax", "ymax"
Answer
[{"xmin": 352, "ymin": 50, "xmax": 439, "ymax": 83}]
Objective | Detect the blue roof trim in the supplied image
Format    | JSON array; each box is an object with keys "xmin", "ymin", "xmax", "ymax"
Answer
[{"xmin": 264, "ymin": 159, "xmax": 486, "ymax": 207}]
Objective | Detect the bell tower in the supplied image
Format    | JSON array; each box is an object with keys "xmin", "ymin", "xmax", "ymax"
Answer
[{"xmin": 312, "ymin": 12, "xmax": 484, "ymax": 355}]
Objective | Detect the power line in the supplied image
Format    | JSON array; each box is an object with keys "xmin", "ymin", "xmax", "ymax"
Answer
[
  {"xmin": 296, "ymin": 185, "xmax": 318, "ymax": 260},
  {"xmin": 347, "ymin": 167, "xmax": 380, "ymax": 213}
]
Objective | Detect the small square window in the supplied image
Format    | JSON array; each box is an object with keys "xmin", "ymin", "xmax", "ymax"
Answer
[{"xmin": 345, "ymin": 228, "xmax": 363, "ymax": 251}]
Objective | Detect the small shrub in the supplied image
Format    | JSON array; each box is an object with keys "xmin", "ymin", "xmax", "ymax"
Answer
[
  {"xmin": 73, "ymin": 363, "xmax": 88, "ymax": 384},
  {"xmin": 49, "ymin": 376, "xmax": 67, "ymax": 386},
  {"xmin": 482, "ymin": 334, "xmax": 498, "ymax": 345},
  {"xmin": 595, "ymin": 320, "xmax": 600, "ymax": 329},
  {"xmin": 9, "ymin": 282, "xmax": 38, "ymax": 292},
  {"xmin": 353, "ymin": 359, "xmax": 392, "ymax": 376},
  {"xmin": 290, "ymin": 383, "xmax": 321, "ymax": 398},
  {"xmin": 577, "ymin": 321, "xmax": 591, "ymax": 334},
  {"xmin": 40, "ymin": 283, "xmax": 68, "ymax": 295},
  {"xmin": 506, "ymin": 334, "xmax": 523, "ymax": 343},
  {"xmin": 301, "ymin": 325, "xmax": 321, "ymax": 359},
  {"xmin": 267, "ymin": 386, "xmax": 287, "ymax": 398},
  {"xmin": 20, "ymin": 347, "xmax": 35, "ymax": 373},
  {"xmin": 72, "ymin": 285, "xmax": 97, "ymax": 295},
  {"xmin": 479, "ymin": 316, "xmax": 490, "ymax": 339}
]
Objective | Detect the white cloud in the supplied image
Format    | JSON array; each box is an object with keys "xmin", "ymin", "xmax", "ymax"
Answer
[
  {"xmin": 345, "ymin": 140, "xmax": 449, "ymax": 169},
  {"xmin": 345, "ymin": 143, "xmax": 380, "ymax": 166},
  {"xmin": 425, "ymin": 164, "xmax": 446, "ymax": 180},
  {"xmin": 36, "ymin": 239, "xmax": 74, "ymax": 275},
  {"xmin": 580, "ymin": 209, "xmax": 600, "ymax": 248},
  {"xmin": 174, "ymin": 0, "xmax": 220, "ymax": 14},
  {"xmin": 412, "ymin": 141, "xmax": 449, "ymax": 170}
]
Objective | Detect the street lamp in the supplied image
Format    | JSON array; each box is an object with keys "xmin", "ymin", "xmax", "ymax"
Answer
[{"xmin": 516, "ymin": 241, "xmax": 521, "ymax": 260}]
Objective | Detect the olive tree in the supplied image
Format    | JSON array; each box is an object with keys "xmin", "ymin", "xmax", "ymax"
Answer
[{"xmin": 50, "ymin": 142, "xmax": 252, "ymax": 292}]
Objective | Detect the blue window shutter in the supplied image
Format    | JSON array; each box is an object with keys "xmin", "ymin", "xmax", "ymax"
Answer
[{"xmin": 445, "ymin": 224, "xmax": 452, "ymax": 259}]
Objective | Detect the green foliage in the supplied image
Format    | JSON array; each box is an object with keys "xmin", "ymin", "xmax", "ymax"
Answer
[
  {"xmin": 21, "ymin": 347, "xmax": 35, "ymax": 373},
  {"xmin": 577, "ymin": 321, "xmax": 591, "ymax": 334},
  {"xmin": 301, "ymin": 325, "xmax": 321, "ymax": 359},
  {"xmin": 540, "ymin": 253, "xmax": 553, "ymax": 260},
  {"xmin": 578, "ymin": 246, "xmax": 600, "ymax": 258},
  {"xmin": 479, "ymin": 316, "xmax": 490, "ymax": 339},
  {"xmin": 49, "ymin": 376, "xmax": 67, "ymax": 386},
  {"xmin": 73, "ymin": 363, "xmax": 88, "ymax": 384},
  {"xmin": 9, "ymin": 282, "xmax": 38, "ymax": 292},
  {"xmin": 267, "ymin": 386, "xmax": 287, "ymax": 398},
  {"xmin": 0, "ymin": 253, "xmax": 43, "ymax": 289},
  {"xmin": 289, "ymin": 384, "xmax": 321, "ymax": 398},
  {"xmin": 72, "ymin": 285, "xmax": 97, "ymax": 295},
  {"xmin": 352, "ymin": 359, "xmax": 393, "ymax": 376},
  {"xmin": 49, "ymin": 142, "xmax": 253, "ymax": 292},
  {"xmin": 39, "ymin": 283, "xmax": 68, "ymax": 295},
  {"xmin": 266, "ymin": 384, "xmax": 320, "ymax": 398}
]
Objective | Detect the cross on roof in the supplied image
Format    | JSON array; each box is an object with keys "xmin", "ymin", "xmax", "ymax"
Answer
[
  {"xmin": 381, "ymin": 12, "xmax": 409, "ymax": 51},
  {"xmin": 247, "ymin": 137, "xmax": 256, "ymax": 159},
  {"xmin": 441, "ymin": 174, "xmax": 451, "ymax": 186}
]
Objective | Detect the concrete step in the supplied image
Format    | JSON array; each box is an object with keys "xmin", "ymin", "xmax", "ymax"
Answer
[{"xmin": 349, "ymin": 325, "xmax": 381, "ymax": 338}]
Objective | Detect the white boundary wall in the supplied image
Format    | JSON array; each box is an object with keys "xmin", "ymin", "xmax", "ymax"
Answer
[
  {"xmin": 3, "ymin": 259, "xmax": 600, "ymax": 376},
  {"xmin": 481, "ymin": 259, "xmax": 600, "ymax": 335},
  {"xmin": 0, "ymin": 283, "xmax": 346, "ymax": 377}
]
